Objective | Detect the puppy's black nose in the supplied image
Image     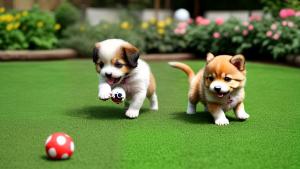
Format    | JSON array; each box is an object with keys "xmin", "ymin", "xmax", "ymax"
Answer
[
  {"xmin": 105, "ymin": 73, "xmax": 112, "ymax": 78},
  {"xmin": 214, "ymin": 86, "xmax": 221, "ymax": 92}
]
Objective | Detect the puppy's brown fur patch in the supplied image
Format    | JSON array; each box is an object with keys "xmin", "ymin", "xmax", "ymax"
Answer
[
  {"xmin": 111, "ymin": 49, "xmax": 132, "ymax": 75},
  {"xmin": 147, "ymin": 73, "xmax": 156, "ymax": 97}
]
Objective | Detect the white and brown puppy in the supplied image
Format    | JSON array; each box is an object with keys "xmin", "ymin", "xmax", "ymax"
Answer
[
  {"xmin": 169, "ymin": 53, "xmax": 249, "ymax": 125},
  {"xmin": 93, "ymin": 39, "xmax": 158, "ymax": 118}
]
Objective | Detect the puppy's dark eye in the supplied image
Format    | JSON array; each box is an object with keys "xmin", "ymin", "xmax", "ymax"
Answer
[
  {"xmin": 99, "ymin": 61, "xmax": 104, "ymax": 68},
  {"xmin": 207, "ymin": 76, "xmax": 214, "ymax": 81},
  {"xmin": 224, "ymin": 77, "xmax": 232, "ymax": 82},
  {"xmin": 114, "ymin": 62, "xmax": 124, "ymax": 68}
]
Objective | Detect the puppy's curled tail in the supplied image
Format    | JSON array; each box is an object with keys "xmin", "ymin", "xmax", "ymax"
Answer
[{"xmin": 168, "ymin": 62, "xmax": 195, "ymax": 83}]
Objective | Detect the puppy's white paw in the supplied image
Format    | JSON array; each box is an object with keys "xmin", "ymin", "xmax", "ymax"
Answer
[
  {"xmin": 187, "ymin": 109, "xmax": 196, "ymax": 115},
  {"xmin": 98, "ymin": 90, "xmax": 111, "ymax": 100},
  {"xmin": 150, "ymin": 105, "xmax": 158, "ymax": 111},
  {"xmin": 214, "ymin": 117, "xmax": 229, "ymax": 126},
  {"xmin": 236, "ymin": 111, "xmax": 250, "ymax": 120},
  {"xmin": 125, "ymin": 109, "xmax": 139, "ymax": 118},
  {"xmin": 186, "ymin": 102, "xmax": 196, "ymax": 114}
]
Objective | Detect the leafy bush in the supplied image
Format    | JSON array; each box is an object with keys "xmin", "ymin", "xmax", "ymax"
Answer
[
  {"xmin": 54, "ymin": 0, "xmax": 81, "ymax": 31},
  {"xmin": 57, "ymin": 7, "xmax": 300, "ymax": 60},
  {"xmin": 0, "ymin": 6, "xmax": 60, "ymax": 50},
  {"xmin": 261, "ymin": 0, "xmax": 300, "ymax": 17},
  {"xmin": 185, "ymin": 12, "xmax": 300, "ymax": 59},
  {"xmin": 256, "ymin": 17, "xmax": 300, "ymax": 59},
  {"xmin": 139, "ymin": 18, "xmax": 189, "ymax": 53},
  {"xmin": 59, "ymin": 22, "xmax": 145, "ymax": 56}
]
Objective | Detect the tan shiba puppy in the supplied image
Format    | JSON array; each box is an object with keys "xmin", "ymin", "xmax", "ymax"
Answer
[{"xmin": 169, "ymin": 53, "xmax": 249, "ymax": 125}]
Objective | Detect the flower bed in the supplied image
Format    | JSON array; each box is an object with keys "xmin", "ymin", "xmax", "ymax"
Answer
[
  {"xmin": 58, "ymin": 8, "xmax": 300, "ymax": 63},
  {"xmin": 0, "ymin": 6, "xmax": 60, "ymax": 50},
  {"xmin": 1, "ymin": 3, "xmax": 300, "ymax": 64}
]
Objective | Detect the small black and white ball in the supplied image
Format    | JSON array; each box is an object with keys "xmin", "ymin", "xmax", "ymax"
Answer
[{"xmin": 111, "ymin": 87, "xmax": 126, "ymax": 104}]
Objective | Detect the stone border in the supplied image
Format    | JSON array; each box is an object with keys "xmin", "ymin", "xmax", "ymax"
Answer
[
  {"xmin": 0, "ymin": 50, "xmax": 196, "ymax": 61},
  {"xmin": 142, "ymin": 53, "xmax": 196, "ymax": 61},
  {"xmin": 0, "ymin": 49, "xmax": 78, "ymax": 61},
  {"xmin": 286, "ymin": 55, "xmax": 300, "ymax": 67}
]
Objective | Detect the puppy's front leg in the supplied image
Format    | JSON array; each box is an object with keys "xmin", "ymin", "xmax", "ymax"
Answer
[
  {"xmin": 125, "ymin": 91, "xmax": 146, "ymax": 118},
  {"xmin": 207, "ymin": 103, "xmax": 229, "ymax": 125},
  {"xmin": 234, "ymin": 102, "xmax": 250, "ymax": 120},
  {"xmin": 98, "ymin": 79, "xmax": 112, "ymax": 100}
]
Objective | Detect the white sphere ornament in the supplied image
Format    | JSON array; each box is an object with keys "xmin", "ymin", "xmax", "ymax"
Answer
[{"xmin": 174, "ymin": 8, "xmax": 190, "ymax": 22}]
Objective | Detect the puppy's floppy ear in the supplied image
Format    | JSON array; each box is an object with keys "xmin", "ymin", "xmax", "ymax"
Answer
[
  {"xmin": 230, "ymin": 54, "xmax": 245, "ymax": 71},
  {"xmin": 206, "ymin": 53, "xmax": 215, "ymax": 63},
  {"xmin": 122, "ymin": 44, "xmax": 139, "ymax": 68},
  {"xmin": 92, "ymin": 43, "xmax": 100, "ymax": 63}
]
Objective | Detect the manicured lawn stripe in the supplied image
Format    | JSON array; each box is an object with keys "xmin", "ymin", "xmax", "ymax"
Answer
[{"xmin": 0, "ymin": 60, "xmax": 299, "ymax": 169}]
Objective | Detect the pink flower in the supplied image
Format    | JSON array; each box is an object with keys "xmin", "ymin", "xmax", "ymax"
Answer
[
  {"xmin": 266, "ymin": 31, "xmax": 272, "ymax": 37},
  {"xmin": 296, "ymin": 11, "xmax": 300, "ymax": 17},
  {"xmin": 195, "ymin": 16, "xmax": 204, "ymax": 22},
  {"xmin": 195, "ymin": 16, "xmax": 204, "ymax": 25},
  {"xmin": 272, "ymin": 33, "xmax": 280, "ymax": 40},
  {"xmin": 174, "ymin": 22, "xmax": 188, "ymax": 35},
  {"xmin": 248, "ymin": 24, "xmax": 254, "ymax": 31},
  {"xmin": 200, "ymin": 19, "xmax": 210, "ymax": 25},
  {"xmin": 242, "ymin": 21, "xmax": 249, "ymax": 26},
  {"xmin": 287, "ymin": 21, "xmax": 294, "ymax": 28},
  {"xmin": 213, "ymin": 32, "xmax": 221, "ymax": 39},
  {"xmin": 242, "ymin": 30, "xmax": 248, "ymax": 36},
  {"xmin": 282, "ymin": 21, "xmax": 288, "ymax": 26},
  {"xmin": 178, "ymin": 22, "xmax": 188, "ymax": 29},
  {"xmin": 195, "ymin": 16, "xmax": 210, "ymax": 26},
  {"xmin": 271, "ymin": 23, "xmax": 277, "ymax": 30},
  {"xmin": 187, "ymin": 18, "xmax": 193, "ymax": 24},
  {"xmin": 215, "ymin": 18, "xmax": 224, "ymax": 25},
  {"xmin": 279, "ymin": 8, "xmax": 295, "ymax": 19},
  {"xmin": 249, "ymin": 14, "xmax": 262, "ymax": 21},
  {"xmin": 174, "ymin": 28, "xmax": 181, "ymax": 34},
  {"xmin": 174, "ymin": 28, "xmax": 186, "ymax": 35}
]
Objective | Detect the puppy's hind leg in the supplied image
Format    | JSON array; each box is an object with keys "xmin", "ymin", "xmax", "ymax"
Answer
[
  {"xmin": 149, "ymin": 92, "xmax": 158, "ymax": 111},
  {"xmin": 187, "ymin": 100, "xmax": 197, "ymax": 115},
  {"xmin": 187, "ymin": 87, "xmax": 199, "ymax": 115}
]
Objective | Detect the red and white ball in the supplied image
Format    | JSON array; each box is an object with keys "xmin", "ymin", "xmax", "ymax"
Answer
[{"xmin": 45, "ymin": 132, "xmax": 75, "ymax": 160}]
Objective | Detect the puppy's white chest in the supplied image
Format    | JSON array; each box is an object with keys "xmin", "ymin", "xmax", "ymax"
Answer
[
  {"xmin": 120, "ymin": 78, "xmax": 147, "ymax": 98},
  {"xmin": 222, "ymin": 94, "xmax": 241, "ymax": 111}
]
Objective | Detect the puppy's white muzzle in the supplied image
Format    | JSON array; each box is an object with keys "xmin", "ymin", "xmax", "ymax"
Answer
[{"xmin": 210, "ymin": 81, "xmax": 230, "ymax": 94}]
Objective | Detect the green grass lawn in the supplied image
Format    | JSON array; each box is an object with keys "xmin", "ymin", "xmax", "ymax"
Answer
[{"xmin": 0, "ymin": 60, "xmax": 300, "ymax": 169}]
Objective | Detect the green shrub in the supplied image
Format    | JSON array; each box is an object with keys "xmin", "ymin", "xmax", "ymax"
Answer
[
  {"xmin": 139, "ymin": 18, "xmax": 189, "ymax": 53},
  {"xmin": 0, "ymin": 6, "xmax": 59, "ymax": 50},
  {"xmin": 186, "ymin": 21, "xmax": 214, "ymax": 54},
  {"xmin": 59, "ymin": 22, "xmax": 145, "ymax": 57},
  {"xmin": 261, "ymin": 0, "xmax": 300, "ymax": 17},
  {"xmin": 59, "ymin": 8, "xmax": 300, "ymax": 60},
  {"xmin": 256, "ymin": 18, "xmax": 300, "ymax": 59},
  {"xmin": 186, "ymin": 14, "xmax": 300, "ymax": 59},
  {"xmin": 55, "ymin": 0, "xmax": 81, "ymax": 31}
]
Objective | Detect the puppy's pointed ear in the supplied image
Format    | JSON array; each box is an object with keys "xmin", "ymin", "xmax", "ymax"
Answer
[
  {"xmin": 230, "ymin": 54, "xmax": 245, "ymax": 71},
  {"xmin": 93, "ymin": 43, "xmax": 101, "ymax": 63},
  {"xmin": 122, "ymin": 44, "xmax": 139, "ymax": 68},
  {"xmin": 206, "ymin": 53, "xmax": 215, "ymax": 63}
]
